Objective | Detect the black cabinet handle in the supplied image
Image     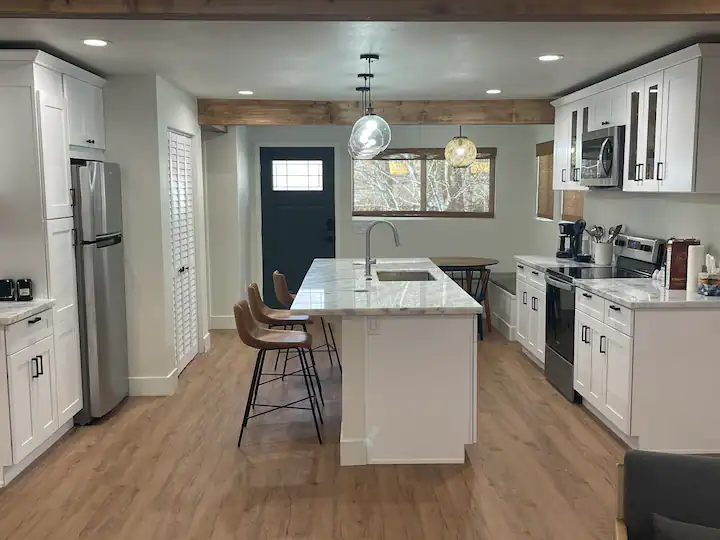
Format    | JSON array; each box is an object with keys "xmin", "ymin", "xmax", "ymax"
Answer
[
  {"xmin": 179, "ymin": 266, "xmax": 186, "ymax": 273},
  {"xmin": 581, "ymin": 325, "xmax": 587, "ymax": 343},
  {"xmin": 31, "ymin": 357, "xmax": 39, "ymax": 379},
  {"xmin": 657, "ymin": 162, "xmax": 664, "ymax": 181},
  {"xmin": 609, "ymin": 305, "xmax": 621, "ymax": 312},
  {"xmin": 531, "ymin": 271, "xmax": 539, "ymax": 276},
  {"xmin": 37, "ymin": 355, "xmax": 44, "ymax": 376},
  {"xmin": 27, "ymin": 317, "xmax": 42, "ymax": 325},
  {"xmin": 600, "ymin": 336, "xmax": 607, "ymax": 354},
  {"xmin": 518, "ymin": 265, "xmax": 524, "ymax": 270},
  {"xmin": 523, "ymin": 291, "xmax": 527, "ymax": 305},
  {"xmin": 582, "ymin": 293, "xmax": 592, "ymax": 299},
  {"xmin": 561, "ymin": 169, "xmax": 567, "ymax": 183}
]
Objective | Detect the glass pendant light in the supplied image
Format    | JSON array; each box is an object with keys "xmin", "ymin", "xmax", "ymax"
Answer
[
  {"xmin": 348, "ymin": 54, "xmax": 391, "ymax": 159},
  {"xmin": 445, "ymin": 125, "xmax": 477, "ymax": 168}
]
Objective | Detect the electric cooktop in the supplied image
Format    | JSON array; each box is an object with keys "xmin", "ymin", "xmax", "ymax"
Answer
[{"xmin": 545, "ymin": 265, "xmax": 648, "ymax": 283}]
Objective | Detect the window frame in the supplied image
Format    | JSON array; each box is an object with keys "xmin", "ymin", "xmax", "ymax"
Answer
[
  {"xmin": 535, "ymin": 140, "xmax": 554, "ymax": 221},
  {"xmin": 351, "ymin": 147, "xmax": 496, "ymax": 219}
]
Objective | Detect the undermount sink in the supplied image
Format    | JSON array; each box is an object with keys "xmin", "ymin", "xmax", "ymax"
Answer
[{"xmin": 376, "ymin": 270, "xmax": 436, "ymax": 282}]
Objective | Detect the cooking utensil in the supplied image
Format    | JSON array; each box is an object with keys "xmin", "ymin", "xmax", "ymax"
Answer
[
  {"xmin": 589, "ymin": 225, "xmax": 603, "ymax": 243},
  {"xmin": 607, "ymin": 224, "xmax": 623, "ymax": 243}
]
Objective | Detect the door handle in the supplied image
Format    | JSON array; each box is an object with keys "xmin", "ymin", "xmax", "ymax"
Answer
[
  {"xmin": 179, "ymin": 266, "xmax": 186, "ymax": 273},
  {"xmin": 31, "ymin": 357, "xmax": 39, "ymax": 379},
  {"xmin": 561, "ymin": 169, "xmax": 567, "ymax": 183},
  {"xmin": 582, "ymin": 293, "xmax": 592, "ymax": 299},
  {"xmin": 638, "ymin": 163, "xmax": 644, "ymax": 181},
  {"xmin": 517, "ymin": 265, "xmax": 524, "ymax": 270},
  {"xmin": 581, "ymin": 325, "xmax": 587, "ymax": 343},
  {"xmin": 27, "ymin": 317, "xmax": 42, "ymax": 325},
  {"xmin": 657, "ymin": 162, "xmax": 664, "ymax": 181},
  {"xmin": 609, "ymin": 305, "xmax": 621, "ymax": 312},
  {"xmin": 523, "ymin": 291, "xmax": 527, "ymax": 305},
  {"xmin": 37, "ymin": 355, "xmax": 44, "ymax": 376},
  {"xmin": 599, "ymin": 335, "xmax": 607, "ymax": 354}
]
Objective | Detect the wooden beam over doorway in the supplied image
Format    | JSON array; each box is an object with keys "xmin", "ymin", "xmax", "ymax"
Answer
[
  {"xmin": 197, "ymin": 99, "xmax": 555, "ymax": 126},
  {"xmin": 1, "ymin": 1, "xmax": 720, "ymax": 21}
]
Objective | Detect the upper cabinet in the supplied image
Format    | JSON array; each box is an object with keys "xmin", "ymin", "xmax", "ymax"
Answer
[
  {"xmin": 552, "ymin": 45, "xmax": 720, "ymax": 195},
  {"xmin": 37, "ymin": 93, "xmax": 72, "ymax": 219},
  {"xmin": 63, "ymin": 75, "xmax": 106, "ymax": 150},
  {"xmin": 588, "ymin": 85, "xmax": 627, "ymax": 131}
]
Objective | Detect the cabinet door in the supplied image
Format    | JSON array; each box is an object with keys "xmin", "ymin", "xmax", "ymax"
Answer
[
  {"xmin": 552, "ymin": 107, "xmax": 572, "ymax": 190},
  {"xmin": 590, "ymin": 86, "xmax": 627, "ymax": 131},
  {"xmin": 527, "ymin": 291, "xmax": 538, "ymax": 356},
  {"xmin": 7, "ymin": 336, "xmax": 57, "ymax": 463},
  {"xmin": 516, "ymin": 280, "xmax": 530, "ymax": 347},
  {"xmin": 37, "ymin": 92, "xmax": 72, "ymax": 219},
  {"xmin": 535, "ymin": 289, "xmax": 546, "ymax": 364},
  {"xmin": 569, "ymin": 103, "xmax": 590, "ymax": 191},
  {"xmin": 658, "ymin": 59, "xmax": 700, "ymax": 193},
  {"xmin": 639, "ymin": 71, "xmax": 664, "ymax": 192},
  {"xmin": 602, "ymin": 326, "xmax": 633, "ymax": 434},
  {"xmin": 624, "ymin": 79, "xmax": 645, "ymax": 190},
  {"xmin": 63, "ymin": 75, "xmax": 92, "ymax": 147},
  {"xmin": 589, "ymin": 323, "xmax": 607, "ymax": 407},
  {"xmin": 46, "ymin": 218, "xmax": 78, "ymax": 323},
  {"xmin": 54, "ymin": 316, "xmax": 83, "ymax": 425},
  {"xmin": 574, "ymin": 312, "xmax": 593, "ymax": 398},
  {"xmin": 90, "ymin": 84, "xmax": 106, "ymax": 150}
]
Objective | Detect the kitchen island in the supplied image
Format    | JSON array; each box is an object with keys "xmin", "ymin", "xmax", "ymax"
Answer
[{"xmin": 292, "ymin": 258, "xmax": 482, "ymax": 465}]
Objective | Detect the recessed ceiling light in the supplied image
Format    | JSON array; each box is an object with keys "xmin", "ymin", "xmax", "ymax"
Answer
[
  {"xmin": 237, "ymin": 90, "xmax": 254, "ymax": 95},
  {"xmin": 538, "ymin": 54, "xmax": 564, "ymax": 62},
  {"xmin": 83, "ymin": 38, "xmax": 109, "ymax": 47},
  {"xmin": 486, "ymin": 89, "xmax": 502, "ymax": 95}
]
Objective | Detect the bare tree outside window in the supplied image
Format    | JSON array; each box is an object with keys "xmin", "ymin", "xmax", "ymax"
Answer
[{"xmin": 353, "ymin": 148, "xmax": 496, "ymax": 218}]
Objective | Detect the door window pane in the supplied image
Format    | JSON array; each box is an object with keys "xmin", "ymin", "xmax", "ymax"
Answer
[
  {"xmin": 272, "ymin": 160, "xmax": 323, "ymax": 191},
  {"xmin": 645, "ymin": 85, "xmax": 659, "ymax": 179},
  {"xmin": 628, "ymin": 90, "xmax": 640, "ymax": 181}
]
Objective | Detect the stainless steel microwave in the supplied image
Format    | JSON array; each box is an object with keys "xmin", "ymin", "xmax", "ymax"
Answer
[{"xmin": 580, "ymin": 126, "xmax": 625, "ymax": 188}]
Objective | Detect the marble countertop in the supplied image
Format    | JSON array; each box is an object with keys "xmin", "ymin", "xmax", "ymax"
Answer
[
  {"xmin": 291, "ymin": 258, "xmax": 483, "ymax": 316},
  {"xmin": 575, "ymin": 278, "xmax": 720, "ymax": 309},
  {"xmin": 515, "ymin": 255, "xmax": 610, "ymax": 271},
  {"xmin": 0, "ymin": 299, "xmax": 55, "ymax": 325}
]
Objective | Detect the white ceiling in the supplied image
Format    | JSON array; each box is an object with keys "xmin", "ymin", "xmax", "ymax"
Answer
[{"xmin": 1, "ymin": 19, "xmax": 720, "ymax": 100}]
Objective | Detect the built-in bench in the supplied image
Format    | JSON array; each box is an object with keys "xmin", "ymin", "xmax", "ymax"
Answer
[{"xmin": 488, "ymin": 272, "xmax": 516, "ymax": 341}]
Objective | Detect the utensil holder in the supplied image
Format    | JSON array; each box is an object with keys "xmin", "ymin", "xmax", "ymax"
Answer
[{"xmin": 593, "ymin": 243, "xmax": 613, "ymax": 265}]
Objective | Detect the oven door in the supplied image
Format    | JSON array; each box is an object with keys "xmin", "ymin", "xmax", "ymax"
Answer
[{"xmin": 545, "ymin": 277, "xmax": 575, "ymax": 363}]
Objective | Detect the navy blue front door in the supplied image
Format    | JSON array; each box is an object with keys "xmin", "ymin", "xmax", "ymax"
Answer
[{"xmin": 260, "ymin": 147, "xmax": 336, "ymax": 308}]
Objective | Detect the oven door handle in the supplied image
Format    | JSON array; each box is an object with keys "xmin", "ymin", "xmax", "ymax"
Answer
[
  {"xmin": 598, "ymin": 137, "xmax": 613, "ymax": 177},
  {"xmin": 545, "ymin": 276, "xmax": 574, "ymax": 292}
]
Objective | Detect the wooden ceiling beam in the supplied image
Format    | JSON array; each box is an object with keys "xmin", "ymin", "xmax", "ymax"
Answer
[
  {"xmin": 1, "ymin": 0, "xmax": 720, "ymax": 20},
  {"xmin": 197, "ymin": 99, "xmax": 555, "ymax": 126}
]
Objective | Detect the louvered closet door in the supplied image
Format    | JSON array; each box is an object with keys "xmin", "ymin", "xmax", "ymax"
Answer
[{"xmin": 168, "ymin": 130, "xmax": 199, "ymax": 374}]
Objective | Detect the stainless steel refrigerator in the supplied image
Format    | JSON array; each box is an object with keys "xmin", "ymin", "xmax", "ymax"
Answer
[{"xmin": 72, "ymin": 161, "xmax": 129, "ymax": 424}]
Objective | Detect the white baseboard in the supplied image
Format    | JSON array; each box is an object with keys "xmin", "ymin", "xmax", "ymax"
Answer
[
  {"xmin": 368, "ymin": 456, "xmax": 466, "ymax": 465},
  {"xmin": 1, "ymin": 419, "xmax": 73, "ymax": 487},
  {"xmin": 340, "ymin": 422, "xmax": 368, "ymax": 466},
  {"xmin": 129, "ymin": 368, "xmax": 178, "ymax": 396},
  {"xmin": 582, "ymin": 400, "xmax": 638, "ymax": 449},
  {"xmin": 210, "ymin": 315, "xmax": 235, "ymax": 330},
  {"xmin": 203, "ymin": 332, "xmax": 212, "ymax": 352}
]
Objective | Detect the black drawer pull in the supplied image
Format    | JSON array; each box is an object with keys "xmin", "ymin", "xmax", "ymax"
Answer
[
  {"xmin": 582, "ymin": 293, "xmax": 592, "ymax": 299},
  {"xmin": 31, "ymin": 357, "xmax": 39, "ymax": 379},
  {"xmin": 531, "ymin": 271, "xmax": 539, "ymax": 276},
  {"xmin": 609, "ymin": 305, "xmax": 621, "ymax": 312},
  {"xmin": 599, "ymin": 335, "xmax": 607, "ymax": 354},
  {"xmin": 518, "ymin": 265, "xmax": 524, "ymax": 270},
  {"xmin": 37, "ymin": 356, "xmax": 44, "ymax": 376},
  {"xmin": 523, "ymin": 291, "xmax": 527, "ymax": 305},
  {"xmin": 27, "ymin": 317, "xmax": 42, "ymax": 325}
]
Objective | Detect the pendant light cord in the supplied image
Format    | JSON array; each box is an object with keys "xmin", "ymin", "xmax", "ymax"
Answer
[{"xmin": 367, "ymin": 56, "xmax": 373, "ymax": 114}]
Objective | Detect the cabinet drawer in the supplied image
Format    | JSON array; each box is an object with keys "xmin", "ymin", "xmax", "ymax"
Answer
[
  {"xmin": 5, "ymin": 310, "xmax": 54, "ymax": 356},
  {"xmin": 516, "ymin": 262, "xmax": 529, "ymax": 282},
  {"xmin": 528, "ymin": 269, "xmax": 546, "ymax": 292},
  {"xmin": 576, "ymin": 289, "xmax": 605, "ymax": 321},
  {"xmin": 604, "ymin": 301, "xmax": 634, "ymax": 337}
]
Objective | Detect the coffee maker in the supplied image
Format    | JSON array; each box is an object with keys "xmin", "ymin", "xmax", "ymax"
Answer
[{"xmin": 556, "ymin": 220, "xmax": 588, "ymax": 260}]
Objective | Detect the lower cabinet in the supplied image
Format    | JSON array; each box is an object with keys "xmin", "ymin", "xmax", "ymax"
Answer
[
  {"xmin": 7, "ymin": 335, "xmax": 57, "ymax": 464},
  {"xmin": 575, "ymin": 310, "xmax": 633, "ymax": 434},
  {"xmin": 515, "ymin": 277, "xmax": 546, "ymax": 364},
  {"xmin": 53, "ymin": 315, "xmax": 83, "ymax": 425}
]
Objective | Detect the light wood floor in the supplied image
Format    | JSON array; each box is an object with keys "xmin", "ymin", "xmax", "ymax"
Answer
[{"xmin": 0, "ymin": 330, "xmax": 624, "ymax": 540}]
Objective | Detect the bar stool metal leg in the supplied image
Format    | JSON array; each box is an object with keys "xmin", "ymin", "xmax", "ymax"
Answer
[
  {"xmin": 298, "ymin": 348, "xmax": 323, "ymax": 444},
  {"xmin": 327, "ymin": 322, "xmax": 342, "ymax": 372},
  {"xmin": 238, "ymin": 349, "xmax": 264, "ymax": 447}
]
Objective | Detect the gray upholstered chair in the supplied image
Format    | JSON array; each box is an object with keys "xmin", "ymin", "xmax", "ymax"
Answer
[{"xmin": 616, "ymin": 450, "xmax": 720, "ymax": 540}]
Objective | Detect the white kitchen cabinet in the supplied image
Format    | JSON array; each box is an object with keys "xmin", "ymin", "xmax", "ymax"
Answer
[
  {"xmin": 7, "ymin": 335, "xmax": 57, "ymax": 464},
  {"xmin": 38, "ymin": 92, "xmax": 72, "ymax": 219},
  {"xmin": 552, "ymin": 107, "xmax": 571, "ymax": 189},
  {"xmin": 53, "ymin": 315, "xmax": 82, "ymax": 425},
  {"xmin": 63, "ymin": 75, "xmax": 106, "ymax": 150},
  {"xmin": 515, "ymin": 279, "xmax": 530, "ymax": 347},
  {"xmin": 527, "ymin": 287, "xmax": 546, "ymax": 364},
  {"xmin": 574, "ymin": 311, "xmax": 594, "ymax": 396},
  {"xmin": 553, "ymin": 101, "xmax": 590, "ymax": 191},
  {"xmin": 657, "ymin": 59, "xmax": 700, "ymax": 193},
  {"xmin": 588, "ymin": 85, "xmax": 627, "ymax": 131}
]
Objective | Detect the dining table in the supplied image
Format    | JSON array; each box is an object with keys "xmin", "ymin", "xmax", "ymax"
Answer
[{"xmin": 430, "ymin": 257, "xmax": 500, "ymax": 333}]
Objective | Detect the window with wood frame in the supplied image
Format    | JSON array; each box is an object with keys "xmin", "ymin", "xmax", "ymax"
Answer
[
  {"xmin": 562, "ymin": 191, "xmax": 585, "ymax": 221},
  {"xmin": 352, "ymin": 148, "xmax": 496, "ymax": 218},
  {"xmin": 536, "ymin": 141, "xmax": 554, "ymax": 220}
]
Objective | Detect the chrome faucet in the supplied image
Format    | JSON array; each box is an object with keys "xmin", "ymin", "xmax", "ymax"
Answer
[{"xmin": 365, "ymin": 220, "xmax": 401, "ymax": 279}]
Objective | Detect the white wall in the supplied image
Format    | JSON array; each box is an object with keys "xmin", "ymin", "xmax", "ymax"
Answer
[
  {"xmin": 105, "ymin": 74, "xmax": 208, "ymax": 395},
  {"xmin": 243, "ymin": 124, "xmax": 552, "ymax": 290},
  {"xmin": 203, "ymin": 126, "xmax": 252, "ymax": 329},
  {"xmin": 531, "ymin": 124, "xmax": 563, "ymax": 255}
]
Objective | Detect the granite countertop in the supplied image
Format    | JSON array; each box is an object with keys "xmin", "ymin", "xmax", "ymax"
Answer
[
  {"xmin": 515, "ymin": 255, "xmax": 611, "ymax": 271},
  {"xmin": 291, "ymin": 258, "xmax": 483, "ymax": 316},
  {"xmin": 0, "ymin": 299, "xmax": 55, "ymax": 325},
  {"xmin": 575, "ymin": 278, "xmax": 720, "ymax": 310}
]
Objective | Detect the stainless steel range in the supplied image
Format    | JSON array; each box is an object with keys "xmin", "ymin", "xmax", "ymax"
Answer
[{"xmin": 544, "ymin": 234, "xmax": 664, "ymax": 402}]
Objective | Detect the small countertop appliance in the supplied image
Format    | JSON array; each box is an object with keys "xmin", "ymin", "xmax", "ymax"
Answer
[{"xmin": 556, "ymin": 219, "xmax": 588, "ymax": 261}]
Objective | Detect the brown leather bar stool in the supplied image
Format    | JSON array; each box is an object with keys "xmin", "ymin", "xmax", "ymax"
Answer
[
  {"xmin": 273, "ymin": 270, "xmax": 342, "ymax": 372},
  {"xmin": 247, "ymin": 283, "xmax": 324, "ymax": 405},
  {"xmin": 234, "ymin": 300, "xmax": 323, "ymax": 446}
]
